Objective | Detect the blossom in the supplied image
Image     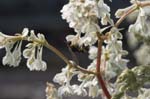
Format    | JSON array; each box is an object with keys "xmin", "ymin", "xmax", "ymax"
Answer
[
  {"xmin": 115, "ymin": 5, "xmax": 133, "ymax": 18},
  {"xmin": 61, "ymin": 0, "xmax": 113, "ymax": 47},
  {"xmin": 53, "ymin": 66, "xmax": 70, "ymax": 85},
  {"xmin": 88, "ymin": 46, "xmax": 98, "ymax": 60},
  {"xmin": 23, "ymin": 30, "xmax": 47, "ymax": 71},
  {"xmin": 128, "ymin": 7, "xmax": 150, "ymax": 42},
  {"xmin": 96, "ymin": 0, "xmax": 113, "ymax": 25},
  {"xmin": 72, "ymin": 84, "xmax": 87, "ymax": 96},
  {"xmin": 134, "ymin": 44, "xmax": 150, "ymax": 65},
  {"xmin": 66, "ymin": 33, "xmax": 81, "ymax": 46},
  {"xmin": 53, "ymin": 63, "xmax": 77, "ymax": 85},
  {"xmin": 46, "ymin": 82, "xmax": 61, "ymax": 99},
  {"xmin": 84, "ymin": 77, "xmax": 101, "ymax": 98},
  {"xmin": 103, "ymin": 28, "xmax": 128, "ymax": 80},
  {"xmin": 0, "ymin": 28, "xmax": 29, "ymax": 67},
  {"xmin": 58, "ymin": 84, "xmax": 74, "ymax": 97},
  {"xmin": 3, "ymin": 41, "xmax": 22, "ymax": 67}
]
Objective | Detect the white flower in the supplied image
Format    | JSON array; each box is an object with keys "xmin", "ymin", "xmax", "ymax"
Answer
[
  {"xmin": 88, "ymin": 46, "xmax": 98, "ymax": 60},
  {"xmin": 115, "ymin": 5, "xmax": 133, "ymax": 18},
  {"xmin": 22, "ymin": 28, "xmax": 29, "ymax": 37},
  {"xmin": 53, "ymin": 63, "xmax": 77, "ymax": 85},
  {"xmin": 72, "ymin": 84, "xmax": 87, "ymax": 96},
  {"xmin": 126, "ymin": 30, "xmax": 138, "ymax": 49},
  {"xmin": 0, "ymin": 32, "xmax": 16, "ymax": 48},
  {"xmin": 11, "ymin": 41, "xmax": 22, "ymax": 66},
  {"xmin": 53, "ymin": 66, "xmax": 69, "ymax": 85},
  {"xmin": 24, "ymin": 45, "xmax": 47, "ymax": 71},
  {"xmin": 102, "ymin": 28, "xmax": 128, "ymax": 79},
  {"xmin": 96, "ymin": 0, "xmax": 113, "ymax": 25},
  {"xmin": 2, "ymin": 43, "xmax": 15, "ymax": 66},
  {"xmin": 58, "ymin": 84, "xmax": 74, "ymax": 97},
  {"xmin": 23, "ymin": 31, "xmax": 47, "ymax": 71},
  {"xmin": 84, "ymin": 77, "xmax": 101, "ymax": 98},
  {"xmin": 81, "ymin": 21, "xmax": 100, "ymax": 34},
  {"xmin": 1, "ymin": 28, "xmax": 28, "ymax": 67},
  {"xmin": 46, "ymin": 82, "xmax": 61, "ymax": 99},
  {"xmin": 66, "ymin": 33, "xmax": 81, "ymax": 46},
  {"xmin": 128, "ymin": 7, "xmax": 150, "ymax": 39}
]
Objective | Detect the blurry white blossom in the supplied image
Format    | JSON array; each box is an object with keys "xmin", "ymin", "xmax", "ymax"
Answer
[
  {"xmin": 134, "ymin": 44, "xmax": 150, "ymax": 65},
  {"xmin": 128, "ymin": 6, "xmax": 150, "ymax": 45},
  {"xmin": 88, "ymin": 46, "xmax": 98, "ymax": 60},
  {"xmin": 72, "ymin": 84, "xmax": 87, "ymax": 96},
  {"xmin": 46, "ymin": 82, "xmax": 61, "ymax": 99},
  {"xmin": 84, "ymin": 77, "xmax": 101, "ymax": 98},
  {"xmin": 58, "ymin": 84, "xmax": 74, "ymax": 97}
]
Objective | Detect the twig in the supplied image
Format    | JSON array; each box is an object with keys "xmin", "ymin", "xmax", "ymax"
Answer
[{"xmin": 96, "ymin": 33, "xmax": 111, "ymax": 99}]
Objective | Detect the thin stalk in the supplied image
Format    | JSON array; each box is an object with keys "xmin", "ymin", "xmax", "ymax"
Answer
[
  {"xmin": 96, "ymin": 39, "xmax": 111, "ymax": 99},
  {"xmin": 114, "ymin": 5, "xmax": 137, "ymax": 27},
  {"xmin": 115, "ymin": 1, "xmax": 150, "ymax": 28},
  {"xmin": 44, "ymin": 40, "xmax": 96, "ymax": 75}
]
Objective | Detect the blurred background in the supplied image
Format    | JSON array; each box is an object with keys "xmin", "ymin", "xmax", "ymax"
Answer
[{"xmin": 0, "ymin": 0, "xmax": 133, "ymax": 99}]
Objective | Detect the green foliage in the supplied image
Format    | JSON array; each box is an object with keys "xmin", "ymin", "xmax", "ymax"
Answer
[{"xmin": 111, "ymin": 65, "xmax": 150, "ymax": 99}]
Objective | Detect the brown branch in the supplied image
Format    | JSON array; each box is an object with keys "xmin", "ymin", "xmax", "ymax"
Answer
[
  {"xmin": 96, "ymin": 35, "xmax": 111, "ymax": 99},
  {"xmin": 114, "ymin": 5, "xmax": 137, "ymax": 28},
  {"xmin": 115, "ymin": 1, "xmax": 150, "ymax": 28},
  {"xmin": 44, "ymin": 40, "xmax": 96, "ymax": 75}
]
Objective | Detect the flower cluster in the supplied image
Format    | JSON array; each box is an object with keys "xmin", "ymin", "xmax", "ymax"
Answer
[
  {"xmin": 0, "ymin": 28, "xmax": 47, "ymax": 71},
  {"xmin": 52, "ymin": 60, "xmax": 102, "ymax": 98},
  {"xmin": 103, "ymin": 27, "xmax": 128, "ymax": 80},
  {"xmin": 62, "ymin": 0, "xmax": 113, "ymax": 47},
  {"xmin": 23, "ymin": 30, "xmax": 47, "ymax": 71},
  {"xmin": 0, "ymin": 28, "xmax": 28, "ymax": 67}
]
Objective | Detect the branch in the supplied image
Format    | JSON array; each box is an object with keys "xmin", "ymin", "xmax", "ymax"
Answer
[
  {"xmin": 96, "ymin": 34, "xmax": 111, "ymax": 99},
  {"xmin": 114, "ymin": 1, "xmax": 150, "ymax": 28},
  {"xmin": 43, "ymin": 40, "xmax": 96, "ymax": 75}
]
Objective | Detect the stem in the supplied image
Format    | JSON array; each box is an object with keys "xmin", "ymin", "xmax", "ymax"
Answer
[
  {"xmin": 44, "ymin": 40, "xmax": 96, "ymax": 75},
  {"xmin": 114, "ymin": 5, "xmax": 137, "ymax": 27},
  {"xmin": 96, "ymin": 39, "xmax": 111, "ymax": 99},
  {"xmin": 114, "ymin": 1, "xmax": 150, "ymax": 28},
  {"xmin": 44, "ymin": 41, "xmax": 70, "ymax": 64}
]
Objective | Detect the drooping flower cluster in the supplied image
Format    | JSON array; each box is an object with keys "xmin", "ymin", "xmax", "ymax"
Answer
[
  {"xmin": 0, "ymin": 28, "xmax": 47, "ymax": 71},
  {"xmin": 23, "ymin": 30, "xmax": 47, "ymax": 71},
  {"xmin": 0, "ymin": 28, "xmax": 28, "ymax": 67}
]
